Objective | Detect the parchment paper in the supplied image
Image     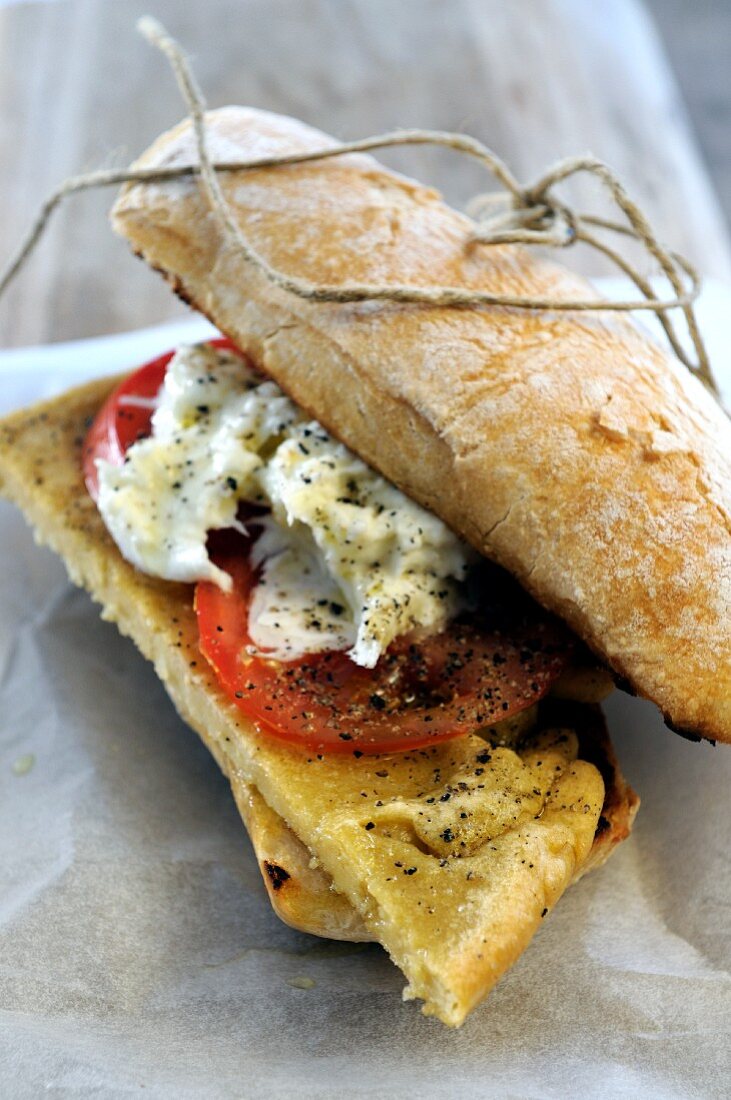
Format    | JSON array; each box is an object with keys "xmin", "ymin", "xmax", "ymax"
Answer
[{"xmin": 1, "ymin": 284, "xmax": 730, "ymax": 1098}]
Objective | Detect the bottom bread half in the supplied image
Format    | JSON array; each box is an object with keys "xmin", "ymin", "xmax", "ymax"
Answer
[
  {"xmin": 232, "ymin": 702, "xmax": 637, "ymax": 944},
  {"xmin": 0, "ymin": 376, "xmax": 639, "ymax": 1026}
]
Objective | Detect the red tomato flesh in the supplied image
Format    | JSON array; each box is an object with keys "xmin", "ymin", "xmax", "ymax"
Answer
[
  {"xmin": 196, "ymin": 531, "xmax": 569, "ymax": 754},
  {"xmin": 84, "ymin": 341, "xmax": 570, "ymax": 755}
]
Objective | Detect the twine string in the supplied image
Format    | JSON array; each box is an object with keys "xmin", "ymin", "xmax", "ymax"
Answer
[{"xmin": 0, "ymin": 14, "xmax": 722, "ymax": 406}]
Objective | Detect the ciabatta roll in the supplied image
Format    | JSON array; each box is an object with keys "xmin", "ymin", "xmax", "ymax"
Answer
[{"xmin": 112, "ymin": 106, "xmax": 731, "ymax": 743}]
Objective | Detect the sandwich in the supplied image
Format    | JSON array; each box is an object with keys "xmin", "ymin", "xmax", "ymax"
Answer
[{"xmin": 1, "ymin": 105, "xmax": 728, "ymax": 1026}]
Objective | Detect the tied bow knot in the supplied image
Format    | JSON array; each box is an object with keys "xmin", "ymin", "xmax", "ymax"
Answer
[{"xmin": 468, "ymin": 192, "xmax": 577, "ymax": 249}]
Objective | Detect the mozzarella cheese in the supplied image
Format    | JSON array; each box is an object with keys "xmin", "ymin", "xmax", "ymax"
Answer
[{"xmin": 96, "ymin": 343, "xmax": 473, "ymax": 667}]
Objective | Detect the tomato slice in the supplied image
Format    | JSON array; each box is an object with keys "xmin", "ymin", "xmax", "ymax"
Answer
[
  {"xmin": 196, "ymin": 532, "xmax": 570, "ymax": 754},
  {"xmin": 85, "ymin": 339, "xmax": 570, "ymax": 756},
  {"xmin": 83, "ymin": 336, "xmax": 240, "ymax": 500}
]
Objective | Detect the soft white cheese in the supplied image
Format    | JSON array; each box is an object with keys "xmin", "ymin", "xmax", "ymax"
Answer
[{"xmin": 96, "ymin": 343, "xmax": 473, "ymax": 667}]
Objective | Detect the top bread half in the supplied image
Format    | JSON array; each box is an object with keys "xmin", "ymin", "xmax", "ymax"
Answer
[{"xmin": 112, "ymin": 106, "xmax": 731, "ymax": 743}]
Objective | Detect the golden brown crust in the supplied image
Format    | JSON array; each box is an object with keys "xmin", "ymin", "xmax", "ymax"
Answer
[
  {"xmin": 0, "ymin": 377, "xmax": 635, "ymax": 1026},
  {"xmin": 230, "ymin": 779, "xmax": 372, "ymax": 942},
  {"xmin": 111, "ymin": 106, "xmax": 731, "ymax": 743}
]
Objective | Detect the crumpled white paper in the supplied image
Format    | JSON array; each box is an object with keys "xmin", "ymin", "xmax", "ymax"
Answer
[{"xmin": 1, "ymin": 284, "xmax": 730, "ymax": 1098}]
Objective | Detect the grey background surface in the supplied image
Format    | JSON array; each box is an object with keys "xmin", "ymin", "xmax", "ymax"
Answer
[{"xmin": 648, "ymin": 0, "xmax": 731, "ymax": 226}]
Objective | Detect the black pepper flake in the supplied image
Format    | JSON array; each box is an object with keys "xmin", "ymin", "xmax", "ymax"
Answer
[
  {"xmin": 369, "ymin": 693, "xmax": 386, "ymax": 711},
  {"xmin": 541, "ymin": 907, "xmax": 548, "ymax": 917},
  {"xmin": 441, "ymin": 828, "xmax": 454, "ymax": 843},
  {"xmin": 364, "ymin": 822, "xmax": 375, "ymax": 831},
  {"xmin": 404, "ymin": 867, "xmax": 417, "ymax": 875}
]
